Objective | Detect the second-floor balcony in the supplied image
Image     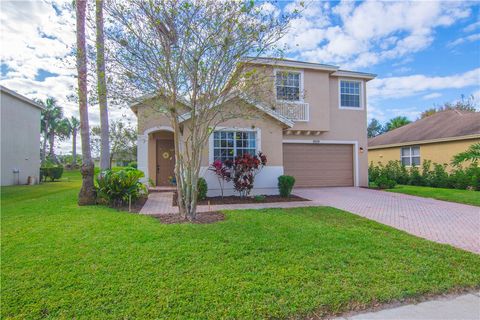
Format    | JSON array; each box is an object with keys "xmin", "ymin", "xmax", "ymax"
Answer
[{"xmin": 276, "ymin": 101, "xmax": 309, "ymax": 122}]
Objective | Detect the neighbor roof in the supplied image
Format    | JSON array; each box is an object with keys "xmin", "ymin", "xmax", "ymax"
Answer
[
  {"xmin": 0, "ymin": 85, "xmax": 44, "ymax": 110},
  {"xmin": 368, "ymin": 110, "xmax": 480, "ymax": 149}
]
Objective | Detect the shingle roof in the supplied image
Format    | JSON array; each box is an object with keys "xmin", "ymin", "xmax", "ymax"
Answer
[{"xmin": 368, "ymin": 110, "xmax": 480, "ymax": 148}]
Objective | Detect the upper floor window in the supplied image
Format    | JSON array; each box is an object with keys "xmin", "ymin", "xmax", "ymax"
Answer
[
  {"xmin": 401, "ymin": 146, "xmax": 420, "ymax": 166},
  {"xmin": 340, "ymin": 80, "xmax": 362, "ymax": 109},
  {"xmin": 275, "ymin": 70, "xmax": 302, "ymax": 102},
  {"xmin": 213, "ymin": 131, "xmax": 256, "ymax": 162}
]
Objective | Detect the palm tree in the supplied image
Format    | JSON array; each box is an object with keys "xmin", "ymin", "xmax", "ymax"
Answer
[
  {"xmin": 385, "ymin": 116, "xmax": 411, "ymax": 132},
  {"xmin": 39, "ymin": 97, "xmax": 64, "ymax": 162},
  {"xmin": 452, "ymin": 143, "xmax": 480, "ymax": 166},
  {"xmin": 70, "ymin": 116, "xmax": 80, "ymax": 165},
  {"xmin": 76, "ymin": 0, "xmax": 96, "ymax": 205},
  {"xmin": 96, "ymin": 0, "xmax": 110, "ymax": 170}
]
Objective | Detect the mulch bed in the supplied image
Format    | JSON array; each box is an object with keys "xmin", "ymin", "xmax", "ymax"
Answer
[
  {"xmin": 152, "ymin": 211, "xmax": 225, "ymax": 224},
  {"xmin": 172, "ymin": 192, "xmax": 310, "ymax": 206},
  {"xmin": 115, "ymin": 196, "xmax": 148, "ymax": 213}
]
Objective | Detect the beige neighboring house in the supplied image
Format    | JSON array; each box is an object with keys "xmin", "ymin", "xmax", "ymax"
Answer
[
  {"xmin": 369, "ymin": 110, "xmax": 480, "ymax": 169},
  {"xmin": 1, "ymin": 85, "xmax": 43, "ymax": 186},
  {"xmin": 132, "ymin": 58, "xmax": 376, "ymax": 196}
]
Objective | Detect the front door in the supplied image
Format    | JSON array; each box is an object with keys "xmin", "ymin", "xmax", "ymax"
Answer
[{"xmin": 156, "ymin": 140, "xmax": 175, "ymax": 186}]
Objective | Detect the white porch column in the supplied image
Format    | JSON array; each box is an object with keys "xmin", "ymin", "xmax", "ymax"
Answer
[{"xmin": 137, "ymin": 134, "xmax": 149, "ymax": 183}]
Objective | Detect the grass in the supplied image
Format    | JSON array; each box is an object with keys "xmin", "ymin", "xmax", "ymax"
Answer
[
  {"xmin": 387, "ymin": 185, "xmax": 480, "ymax": 207},
  {"xmin": 2, "ymin": 171, "xmax": 480, "ymax": 319}
]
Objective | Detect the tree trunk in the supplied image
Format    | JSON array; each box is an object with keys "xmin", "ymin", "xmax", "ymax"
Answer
[
  {"xmin": 96, "ymin": 0, "xmax": 110, "ymax": 171},
  {"xmin": 42, "ymin": 119, "xmax": 48, "ymax": 162},
  {"xmin": 48, "ymin": 129, "xmax": 55, "ymax": 158},
  {"xmin": 72, "ymin": 128, "xmax": 77, "ymax": 165},
  {"xmin": 76, "ymin": 0, "xmax": 95, "ymax": 205}
]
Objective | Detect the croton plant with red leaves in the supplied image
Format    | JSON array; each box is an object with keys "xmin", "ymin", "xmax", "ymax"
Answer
[{"xmin": 209, "ymin": 152, "xmax": 267, "ymax": 197}]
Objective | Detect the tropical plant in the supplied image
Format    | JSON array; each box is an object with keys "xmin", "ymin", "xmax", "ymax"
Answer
[
  {"xmin": 39, "ymin": 97, "xmax": 64, "ymax": 162},
  {"xmin": 209, "ymin": 160, "xmax": 231, "ymax": 198},
  {"xmin": 226, "ymin": 152, "xmax": 267, "ymax": 197},
  {"xmin": 385, "ymin": 116, "xmax": 411, "ymax": 132},
  {"xmin": 76, "ymin": 0, "xmax": 96, "ymax": 205},
  {"xmin": 278, "ymin": 175, "xmax": 295, "ymax": 197},
  {"xmin": 96, "ymin": 168, "xmax": 146, "ymax": 207},
  {"xmin": 452, "ymin": 143, "xmax": 480, "ymax": 166}
]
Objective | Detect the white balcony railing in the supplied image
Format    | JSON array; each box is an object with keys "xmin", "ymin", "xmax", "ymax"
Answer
[{"xmin": 276, "ymin": 101, "xmax": 309, "ymax": 122}]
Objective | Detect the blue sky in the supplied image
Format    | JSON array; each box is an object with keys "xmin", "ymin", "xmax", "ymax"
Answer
[{"xmin": 0, "ymin": 1, "xmax": 479, "ymax": 153}]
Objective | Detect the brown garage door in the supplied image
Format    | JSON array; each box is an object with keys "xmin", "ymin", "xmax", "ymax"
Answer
[{"xmin": 283, "ymin": 143, "xmax": 354, "ymax": 187}]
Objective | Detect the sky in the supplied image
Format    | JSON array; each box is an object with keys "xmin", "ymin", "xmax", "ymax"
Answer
[{"xmin": 1, "ymin": 0, "xmax": 479, "ymax": 154}]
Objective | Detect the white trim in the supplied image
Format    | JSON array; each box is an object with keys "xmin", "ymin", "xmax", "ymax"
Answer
[
  {"xmin": 282, "ymin": 139, "xmax": 360, "ymax": 187},
  {"xmin": 143, "ymin": 125, "xmax": 174, "ymax": 136},
  {"xmin": 242, "ymin": 57, "xmax": 339, "ymax": 72},
  {"xmin": 208, "ymin": 127, "xmax": 261, "ymax": 164},
  {"xmin": 338, "ymin": 79, "xmax": 364, "ymax": 110},
  {"xmin": 331, "ymin": 70, "xmax": 376, "ymax": 80},
  {"xmin": 273, "ymin": 68, "xmax": 305, "ymax": 103}
]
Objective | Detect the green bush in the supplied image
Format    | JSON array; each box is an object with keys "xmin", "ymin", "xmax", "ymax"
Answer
[
  {"xmin": 198, "ymin": 177, "xmax": 208, "ymax": 201},
  {"xmin": 127, "ymin": 161, "xmax": 137, "ymax": 169},
  {"xmin": 40, "ymin": 166, "xmax": 64, "ymax": 182},
  {"xmin": 96, "ymin": 168, "xmax": 147, "ymax": 207},
  {"xmin": 254, "ymin": 195, "xmax": 266, "ymax": 202},
  {"xmin": 409, "ymin": 166, "xmax": 425, "ymax": 186},
  {"xmin": 384, "ymin": 160, "xmax": 409, "ymax": 184},
  {"xmin": 278, "ymin": 175, "xmax": 295, "ymax": 197},
  {"xmin": 374, "ymin": 175, "xmax": 396, "ymax": 189}
]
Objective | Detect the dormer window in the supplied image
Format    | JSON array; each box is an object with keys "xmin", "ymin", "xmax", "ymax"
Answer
[{"xmin": 275, "ymin": 70, "xmax": 302, "ymax": 102}]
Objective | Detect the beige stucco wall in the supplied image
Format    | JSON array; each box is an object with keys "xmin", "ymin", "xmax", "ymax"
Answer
[
  {"xmin": 282, "ymin": 76, "xmax": 369, "ymax": 187},
  {"xmin": 368, "ymin": 138, "xmax": 480, "ymax": 171},
  {"xmin": 1, "ymin": 91, "xmax": 41, "ymax": 185}
]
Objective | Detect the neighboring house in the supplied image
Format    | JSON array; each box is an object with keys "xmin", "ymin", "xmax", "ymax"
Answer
[
  {"xmin": 132, "ymin": 58, "xmax": 375, "ymax": 195},
  {"xmin": 1, "ymin": 85, "xmax": 43, "ymax": 186},
  {"xmin": 368, "ymin": 110, "xmax": 480, "ymax": 169}
]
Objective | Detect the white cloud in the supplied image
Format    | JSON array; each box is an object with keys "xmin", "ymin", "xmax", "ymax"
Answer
[
  {"xmin": 463, "ymin": 21, "xmax": 480, "ymax": 33},
  {"xmin": 283, "ymin": 1, "xmax": 473, "ymax": 69},
  {"xmin": 447, "ymin": 33, "xmax": 480, "ymax": 47},
  {"xmin": 369, "ymin": 68, "xmax": 480, "ymax": 99},
  {"xmin": 422, "ymin": 92, "xmax": 442, "ymax": 100}
]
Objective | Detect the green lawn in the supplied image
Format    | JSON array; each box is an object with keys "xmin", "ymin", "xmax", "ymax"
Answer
[
  {"xmin": 2, "ymin": 171, "xmax": 480, "ymax": 319},
  {"xmin": 387, "ymin": 185, "xmax": 480, "ymax": 207}
]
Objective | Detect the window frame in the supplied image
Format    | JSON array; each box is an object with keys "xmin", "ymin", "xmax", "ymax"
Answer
[
  {"xmin": 274, "ymin": 69, "xmax": 304, "ymax": 103},
  {"xmin": 338, "ymin": 79, "xmax": 364, "ymax": 110},
  {"xmin": 209, "ymin": 128, "xmax": 261, "ymax": 164},
  {"xmin": 400, "ymin": 146, "xmax": 421, "ymax": 167}
]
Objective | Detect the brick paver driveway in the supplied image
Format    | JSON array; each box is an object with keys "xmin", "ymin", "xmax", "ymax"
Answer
[{"xmin": 294, "ymin": 187, "xmax": 480, "ymax": 254}]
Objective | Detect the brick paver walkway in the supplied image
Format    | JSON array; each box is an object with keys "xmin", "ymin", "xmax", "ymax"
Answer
[{"xmin": 140, "ymin": 188, "xmax": 480, "ymax": 254}]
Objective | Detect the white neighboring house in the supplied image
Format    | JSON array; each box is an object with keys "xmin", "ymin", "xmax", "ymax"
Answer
[{"xmin": 1, "ymin": 85, "xmax": 43, "ymax": 186}]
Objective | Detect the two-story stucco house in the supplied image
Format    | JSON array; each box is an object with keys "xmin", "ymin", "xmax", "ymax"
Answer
[
  {"xmin": 132, "ymin": 58, "xmax": 375, "ymax": 195},
  {"xmin": 1, "ymin": 85, "xmax": 43, "ymax": 186}
]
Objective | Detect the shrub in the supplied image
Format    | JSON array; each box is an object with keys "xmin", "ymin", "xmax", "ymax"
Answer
[
  {"xmin": 226, "ymin": 152, "xmax": 267, "ymax": 197},
  {"xmin": 40, "ymin": 166, "xmax": 64, "ymax": 182},
  {"xmin": 254, "ymin": 195, "xmax": 266, "ymax": 202},
  {"xmin": 374, "ymin": 175, "xmax": 396, "ymax": 189},
  {"xmin": 127, "ymin": 161, "xmax": 137, "ymax": 169},
  {"xmin": 384, "ymin": 160, "xmax": 409, "ymax": 184},
  {"xmin": 369, "ymin": 162, "xmax": 382, "ymax": 182},
  {"xmin": 198, "ymin": 177, "xmax": 208, "ymax": 201},
  {"xmin": 208, "ymin": 159, "xmax": 231, "ymax": 197},
  {"xmin": 96, "ymin": 168, "xmax": 147, "ymax": 207},
  {"xmin": 429, "ymin": 163, "xmax": 449, "ymax": 188},
  {"xmin": 409, "ymin": 166, "xmax": 424, "ymax": 186},
  {"xmin": 278, "ymin": 175, "xmax": 295, "ymax": 197}
]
